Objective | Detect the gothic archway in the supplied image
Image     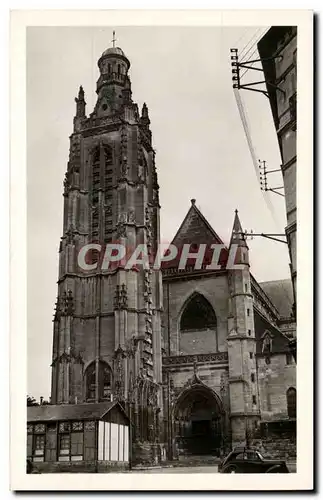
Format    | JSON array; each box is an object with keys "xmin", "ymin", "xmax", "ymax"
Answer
[{"xmin": 173, "ymin": 384, "xmax": 224, "ymax": 457}]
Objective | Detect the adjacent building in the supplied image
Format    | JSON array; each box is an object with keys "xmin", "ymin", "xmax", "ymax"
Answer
[{"xmin": 258, "ymin": 27, "xmax": 297, "ymax": 320}]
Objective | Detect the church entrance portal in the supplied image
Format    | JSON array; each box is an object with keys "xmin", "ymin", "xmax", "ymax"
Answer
[{"xmin": 174, "ymin": 385, "xmax": 223, "ymax": 457}]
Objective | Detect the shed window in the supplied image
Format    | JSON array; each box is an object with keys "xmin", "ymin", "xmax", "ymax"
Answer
[
  {"xmin": 58, "ymin": 421, "xmax": 85, "ymax": 460},
  {"xmin": 59, "ymin": 434, "xmax": 70, "ymax": 455},
  {"xmin": 71, "ymin": 432, "xmax": 84, "ymax": 456},
  {"xmin": 34, "ymin": 435, "xmax": 45, "ymax": 456}
]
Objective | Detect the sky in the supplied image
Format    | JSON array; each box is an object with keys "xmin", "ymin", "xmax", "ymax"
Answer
[{"xmin": 27, "ymin": 26, "xmax": 291, "ymax": 400}]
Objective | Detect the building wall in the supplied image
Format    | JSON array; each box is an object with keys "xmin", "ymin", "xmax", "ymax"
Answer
[
  {"xmin": 257, "ymin": 353, "xmax": 296, "ymax": 421},
  {"xmin": 258, "ymin": 27, "xmax": 297, "ymax": 311},
  {"xmin": 98, "ymin": 421, "xmax": 129, "ymax": 462},
  {"xmin": 277, "ymin": 32, "xmax": 297, "ymax": 307},
  {"xmin": 162, "ymin": 274, "xmax": 229, "ymax": 356}
]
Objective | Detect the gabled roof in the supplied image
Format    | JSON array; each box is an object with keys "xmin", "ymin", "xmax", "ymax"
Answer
[
  {"xmin": 162, "ymin": 200, "xmax": 228, "ymax": 273},
  {"xmin": 259, "ymin": 279, "xmax": 294, "ymax": 318},
  {"xmin": 171, "ymin": 199, "xmax": 224, "ymax": 247},
  {"xmin": 27, "ymin": 401, "xmax": 129, "ymax": 423}
]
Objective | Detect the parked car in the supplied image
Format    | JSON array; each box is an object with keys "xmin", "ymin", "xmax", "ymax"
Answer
[{"xmin": 218, "ymin": 447, "xmax": 289, "ymax": 473}]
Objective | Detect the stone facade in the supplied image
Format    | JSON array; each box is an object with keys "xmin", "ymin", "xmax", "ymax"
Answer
[
  {"xmin": 160, "ymin": 206, "xmax": 296, "ymax": 460},
  {"xmin": 50, "ymin": 46, "xmax": 163, "ymax": 465},
  {"xmin": 45, "ymin": 43, "xmax": 296, "ymax": 468},
  {"xmin": 258, "ymin": 27, "xmax": 297, "ymax": 318}
]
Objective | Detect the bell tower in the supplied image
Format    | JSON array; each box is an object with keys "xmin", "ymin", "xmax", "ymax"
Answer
[{"xmin": 50, "ymin": 40, "xmax": 163, "ymax": 454}]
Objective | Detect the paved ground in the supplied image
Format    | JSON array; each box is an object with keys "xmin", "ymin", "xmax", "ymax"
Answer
[
  {"xmin": 130, "ymin": 463, "xmax": 297, "ymax": 474},
  {"xmin": 135, "ymin": 465, "xmax": 219, "ymax": 474}
]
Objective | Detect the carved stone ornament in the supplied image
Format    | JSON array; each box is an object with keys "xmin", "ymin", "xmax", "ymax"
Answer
[
  {"xmin": 128, "ymin": 209, "xmax": 136, "ymax": 223},
  {"xmin": 116, "ymin": 224, "xmax": 127, "ymax": 239},
  {"xmin": 118, "ymin": 212, "xmax": 127, "ymax": 224},
  {"xmin": 60, "ymin": 290, "xmax": 74, "ymax": 315},
  {"xmin": 162, "ymin": 352, "xmax": 228, "ymax": 366},
  {"xmin": 114, "ymin": 284, "xmax": 128, "ymax": 309}
]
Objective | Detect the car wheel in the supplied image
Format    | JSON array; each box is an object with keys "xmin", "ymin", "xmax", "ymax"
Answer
[
  {"xmin": 222, "ymin": 464, "xmax": 238, "ymax": 474},
  {"xmin": 266, "ymin": 466, "xmax": 281, "ymax": 473}
]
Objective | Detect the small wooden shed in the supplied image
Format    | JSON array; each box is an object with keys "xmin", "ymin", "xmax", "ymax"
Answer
[{"xmin": 27, "ymin": 401, "xmax": 130, "ymax": 473}]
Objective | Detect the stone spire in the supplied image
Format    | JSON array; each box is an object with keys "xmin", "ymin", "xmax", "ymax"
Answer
[
  {"xmin": 74, "ymin": 85, "xmax": 86, "ymax": 118},
  {"xmin": 230, "ymin": 209, "xmax": 247, "ymax": 248},
  {"xmin": 141, "ymin": 103, "xmax": 150, "ymax": 125}
]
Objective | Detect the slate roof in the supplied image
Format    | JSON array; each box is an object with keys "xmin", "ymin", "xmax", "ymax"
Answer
[
  {"xmin": 259, "ymin": 279, "xmax": 294, "ymax": 318},
  {"xmin": 162, "ymin": 200, "xmax": 228, "ymax": 272},
  {"xmin": 27, "ymin": 401, "xmax": 128, "ymax": 423},
  {"xmin": 171, "ymin": 199, "xmax": 224, "ymax": 247}
]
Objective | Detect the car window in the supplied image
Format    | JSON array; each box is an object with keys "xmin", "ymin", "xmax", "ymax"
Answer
[
  {"xmin": 235, "ymin": 453, "xmax": 245, "ymax": 461},
  {"xmin": 246, "ymin": 451, "xmax": 260, "ymax": 460}
]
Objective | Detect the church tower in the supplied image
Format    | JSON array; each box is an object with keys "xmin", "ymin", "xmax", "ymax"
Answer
[
  {"xmin": 227, "ymin": 210, "xmax": 260, "ymax": 447},
  {"xmin": 50, "ymin": 40, "xmax": 163, "ymax": 456}
]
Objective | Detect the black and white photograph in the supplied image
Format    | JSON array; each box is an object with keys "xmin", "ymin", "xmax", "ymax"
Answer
[{"xmin": 9, "ymin": 9, "xmax": 313, "ymax": 491}]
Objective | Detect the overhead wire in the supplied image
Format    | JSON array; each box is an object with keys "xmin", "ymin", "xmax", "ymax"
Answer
[
  {"xmin": 240, "ymin": 28, "xmax": 268, "ymax": 62},
  {"xmin": 232, "ymin": 27, "xmax": 255, "ymax": 49},
  {"xmin": 239, "ymin": 28, "xmax": 270, "ymax": 80},
  {"xmin": 239, "ymin": 27, "xmax": 263, "ymax": 60},
  {"xmin": 240, "ymin": 47, "xmax": 259, "ymax": 79},
  {"xmin": 233, "ymin": 88, "xmax": 280, "ymax": 230}
]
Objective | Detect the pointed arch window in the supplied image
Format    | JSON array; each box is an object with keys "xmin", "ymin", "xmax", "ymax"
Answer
[
  {"xmin": 89, "ymin": 145, "xmax": 114, "ymax": 252},
  {"xmin": 86, "ymin": 363, "xmax": 96, "ymax": 400},
  {"xmin": 180, "ymin": 294, "xmax": 217, "ymax": 332},
  {"xmin": 100, "ymin": 364, "xmax": 112, "ymax": 399},
  {"xmin": 85, "ymin": 361, "xmax": 112, "ymax": 401},
  {"xmin": 287, "ymin": 387, "xmax": 296, "ymax": 418},
  {"xmin": 262, "ymin": 333, "xmax": 272, "ymax": 355}
]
